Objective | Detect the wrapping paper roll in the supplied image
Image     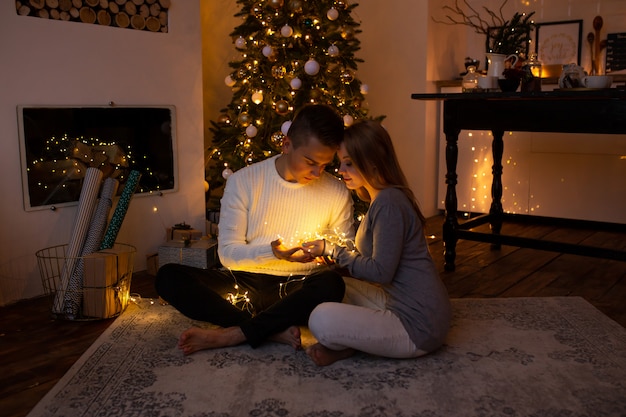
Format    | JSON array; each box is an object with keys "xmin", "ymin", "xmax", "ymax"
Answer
[
  {"xmin": 100, "ymin": 170, "xmax": 141, "ymax": 250},
  {"xmin": 67, "ymin": 178, "xmax": 120, "ymax": 316},
  {"xmin": 54, "ymin": 167, "xmax": 103, "ymax": 316},
  {"xmin": 82, "ymin": 178, "xmax": 119, "ymax": 255}
]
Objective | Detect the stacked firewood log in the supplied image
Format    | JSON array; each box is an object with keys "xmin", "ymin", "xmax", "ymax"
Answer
[{"xmin": 15, "ymin": 0, "xmax": 170, "ymax": 32}]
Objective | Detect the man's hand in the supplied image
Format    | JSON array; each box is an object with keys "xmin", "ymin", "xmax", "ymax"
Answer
[{"xmin": 271, "ymin": 239, "xmax": 315, "ymax": 263}]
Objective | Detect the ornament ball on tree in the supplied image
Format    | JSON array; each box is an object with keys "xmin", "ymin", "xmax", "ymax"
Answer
[{"xmin": 304, "ymin": 59, "xmax": 320, "ymax": 75}]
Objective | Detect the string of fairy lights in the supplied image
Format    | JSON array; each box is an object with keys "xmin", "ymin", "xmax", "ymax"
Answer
[
  {"xmin": 227, "ymin": 227, "xmax": 357, "ymax": 314},
  {"xmin": 28, "ymin": 133, "xmax": 164, "ymax": 199}
]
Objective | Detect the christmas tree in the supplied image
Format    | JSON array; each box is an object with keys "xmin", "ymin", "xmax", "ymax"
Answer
[{"xmin": 206, "ymin": 0, "xmax": 382, "ymax": 209}]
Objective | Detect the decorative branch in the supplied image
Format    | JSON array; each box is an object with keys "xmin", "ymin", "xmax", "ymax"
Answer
[
  {"xmin": 433, "ymin": 0, "xmax": 511, "ymax": 35},
  {"xmin": 432, "ymin": 0, "xmax": 534, "ymax": 56}
]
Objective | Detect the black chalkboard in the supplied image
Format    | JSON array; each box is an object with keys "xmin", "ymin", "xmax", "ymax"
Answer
[
  {"xmin": 606, "ymin": 33, "xmax": 626, "ymax": 73},
  {"xmin": 18, "ymin": 106, "xmax": 177, "ymax": 210}
]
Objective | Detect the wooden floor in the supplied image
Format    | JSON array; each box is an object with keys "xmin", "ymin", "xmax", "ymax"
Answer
[{"xmin": 1, "ymin": 214, "xmax": 625, "ymax": 417}]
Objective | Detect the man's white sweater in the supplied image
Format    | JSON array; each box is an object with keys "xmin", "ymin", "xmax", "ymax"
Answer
[{"xmin": 217, "ymin": 155, "xmax": 354, "ymax": 276}]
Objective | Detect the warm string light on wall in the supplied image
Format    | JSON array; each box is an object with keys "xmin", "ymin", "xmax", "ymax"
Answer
[
  {"xmin": 460, "ymin": 130, "xmax": 525, "ymax": 215},
  {"xmin": 152, "ymin": 205, "xmax": 168, "ymax": 233},
  {"xmin": 444, "ymin": 130, "xmax": 529, "ymax": 217},
  {"xmin": 469, "ymin": 131, "xmax": 491, "ymax": 213}
]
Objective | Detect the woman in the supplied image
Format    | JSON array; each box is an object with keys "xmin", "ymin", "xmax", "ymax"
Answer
[{"xmin": 300, "ymin": 120, "xmax": 451, "ymax": 366}]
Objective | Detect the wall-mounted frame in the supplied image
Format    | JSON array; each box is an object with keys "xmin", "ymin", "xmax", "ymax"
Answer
[
  {"xmin": 17, "ymin": 105, "xmax": 178, "ymax": 211},
  {"xmin": 535, "ymin": 20, "xmax": 583, "ymax": 77}
]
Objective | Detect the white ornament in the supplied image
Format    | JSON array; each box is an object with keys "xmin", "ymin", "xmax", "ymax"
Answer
[
  {"xmin": 290, "ymin": 77, "xmax": 302, "ymax": 89},
  {"xmin": 327, "ymin": 7, "xmax": 339, "ymax": 21},
  {"xmin": 246, "ymin": 125, "xmax": 258, "ymax": 137},
  {"xmin": 222, "ymin": 168, "xmax": 234, "ymax": 179},
  {"xmin": 262, "ymin": 45, "xmax": 273, "ymax": 57},
  {"xmin": 327, "ymin": 45, "xmax": 339, "ymax": 57},
  {"xmin": 281, "ymin": 120, "xmax": 292, "ymax": 135},
  {"xmin": 251, "ymin": 91, "xmax": 264, "ymax": 104},
  {"xmin": 281, "ymin": 25, "xmax": 293, "ymax": 37},
  {"xmin": 360, "ymin": 84, "xmax": 369, "ymax": 94},
  {"xmin": 225, "ymin": 75, "xmax": 236, "ymax": 87},
  {"xmin": 304, "ymin": 59, "xmax": 320, "ymax": 75},
  {"xmin": 235, "ymin": 36, "xmax": 246, "ymax": 49},
  {"xmin": 343, "ymin": 114, "xmax": 354, "ymax": 127}
]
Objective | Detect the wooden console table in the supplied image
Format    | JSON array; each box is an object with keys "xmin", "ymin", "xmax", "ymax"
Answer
[{"xmin": 412, "ymin": 89, "xmax": 626, "ymax": 270}]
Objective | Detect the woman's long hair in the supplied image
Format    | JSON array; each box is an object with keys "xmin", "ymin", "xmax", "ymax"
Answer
[{"xmin": 343, "ymin": 120, "xmax": 426, "ymax": 225}]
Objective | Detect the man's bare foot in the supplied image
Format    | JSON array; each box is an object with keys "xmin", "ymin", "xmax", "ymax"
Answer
[
  {"xmin": 305, "ymin": 343, "xmax": 355, "ymax": 366},
  {"xmin": 178, "ymin": 326, "xmax": 246, "ymax": 355},
  {"xmin": 269, "ymin": 325, "xmax": 302, "ymax": 350}
]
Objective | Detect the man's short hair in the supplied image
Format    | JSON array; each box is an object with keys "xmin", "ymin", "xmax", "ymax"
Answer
[{"xmin": 287, "ymin": 104, "xmax": 344, "ymax": 149}]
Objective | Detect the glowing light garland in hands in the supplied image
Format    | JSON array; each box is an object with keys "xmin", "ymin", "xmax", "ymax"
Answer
[{"xmin": 222, "ymin": 229, "xmax": 356, "ymax": 313}]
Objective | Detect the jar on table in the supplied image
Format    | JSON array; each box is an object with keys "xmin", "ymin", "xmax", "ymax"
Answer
[
  {"xmin": 462, "ymin": 65, "xmax": 479, "ymax": 92},
  {"xmin": 521, "ymin": 53, "xmax": 543, "ymax": 92}
]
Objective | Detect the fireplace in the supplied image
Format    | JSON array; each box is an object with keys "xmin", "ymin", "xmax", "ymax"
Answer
[{"xmin": 17, "ymin": 105, "xmax": 177, "ymax": 211}]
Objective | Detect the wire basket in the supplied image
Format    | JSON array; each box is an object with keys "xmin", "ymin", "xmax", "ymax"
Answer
[{"xmin": 36, "ymin": 243, "xmax": 136, "ymax": 321}]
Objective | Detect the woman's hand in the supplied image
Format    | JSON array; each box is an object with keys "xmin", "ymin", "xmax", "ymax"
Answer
[{"xmin": 301, "ymin": 239, "xmax": 325, "ymax": 258}]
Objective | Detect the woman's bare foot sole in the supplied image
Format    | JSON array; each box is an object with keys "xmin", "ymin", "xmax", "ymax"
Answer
[
  {"xmin": 269, "ymin": 326, "xmax": 302, "ymax": 350},
  {"xmin": 305, "ymin": 343, "xmax": 355, "ymax": 366},
  {"xmin": 178, "ymin": 326, "xmax": 245, "ymax": 355}
]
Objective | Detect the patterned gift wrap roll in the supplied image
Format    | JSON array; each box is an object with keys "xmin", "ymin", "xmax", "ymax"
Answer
[
  {"xmin": 83, "ymin": 178, "xmax": 119, "ymax": 254},
  {"xmin": 100, "ymin": 170, "xmax": 141, "ymax": 250},
  {"xmin": 54, "ymin": 167, "xmax": 103, "ymax": 316}
]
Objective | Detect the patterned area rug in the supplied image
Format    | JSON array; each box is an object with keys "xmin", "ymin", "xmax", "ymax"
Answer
[{"xmin": 27, "ymin": 297, "xmax": 626, "ymax": 417}]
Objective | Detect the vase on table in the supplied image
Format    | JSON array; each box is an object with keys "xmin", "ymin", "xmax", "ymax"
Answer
[
  {"xmin": 486, "ymin": 53, "xmax": 519, "ymax": 79},
  {"xmin": 487, "ymin": 52, "xmax": 519, "ymax": 88}
]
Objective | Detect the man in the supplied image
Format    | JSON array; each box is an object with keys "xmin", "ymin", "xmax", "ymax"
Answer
[{"xmin": 156, "ymin": 104, "xmax": 354, "ymax": 354}]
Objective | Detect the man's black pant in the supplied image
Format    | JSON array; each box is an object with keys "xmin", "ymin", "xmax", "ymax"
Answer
[{"xmin": 155, "ymin": 264, "xmax": 345, "ymax": 348}]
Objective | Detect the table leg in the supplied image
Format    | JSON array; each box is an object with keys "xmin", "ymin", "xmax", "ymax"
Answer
[
  {"xmin": 489, "ymin": 130, "xmax": 504, "ymax": 248},
  {"xmin": 443, "ymin": 129, "xmax": 460, "ymax": 271}
]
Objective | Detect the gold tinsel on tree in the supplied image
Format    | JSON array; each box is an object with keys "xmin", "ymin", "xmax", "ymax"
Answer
[{"xmin": 207, "ymin": 0, "xmax": 382, "ymax": 206}]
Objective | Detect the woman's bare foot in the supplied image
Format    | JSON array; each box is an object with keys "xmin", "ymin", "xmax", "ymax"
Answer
[
  {"xmin": 269, "ymin": 325, "xmax": 302, "ymax": 350},
  {"xmin": 305, "ymin": 343, "xmax": 355, "ymax": 366},
  {"xmin": 178, "ymin": 326, "xmax": 246, "ymax": 355}
]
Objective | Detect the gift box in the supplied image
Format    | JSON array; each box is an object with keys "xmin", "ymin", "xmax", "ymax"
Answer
[
  {"xmin": 146, "ymin": 252, "xmax": 159, "ymax": 276},
  {"xmin": 82, "ymin": 245, "xmax": 134, "ymax": 319},
  {"xmin": 158, "ymin": 238, "xmax": 218, "ymax": 270},
  {"xmin": 166, "ymin": 226, "xmax": 202, "ymax": 242},
  {"xmin": 206, "ymin": 210, "xmax": 220, "ymax": 237},
  {"xmin": 205, "ymin": 220, "xmax": 219, "ymax": 237}
]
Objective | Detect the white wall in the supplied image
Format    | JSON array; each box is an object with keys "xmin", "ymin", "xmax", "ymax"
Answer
[
  {"xmin": 354, "ymin": 1, "xmax": 437, "ymax": 218},
  {"xmin": 0, "ymin": 1, "xmax": 205, "ymax": 305}
]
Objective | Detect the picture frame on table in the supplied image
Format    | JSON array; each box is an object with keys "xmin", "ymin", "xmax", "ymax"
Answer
[{"xmin": 535, "ymin": 20, "xmax": 583, "ymax": 78}]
